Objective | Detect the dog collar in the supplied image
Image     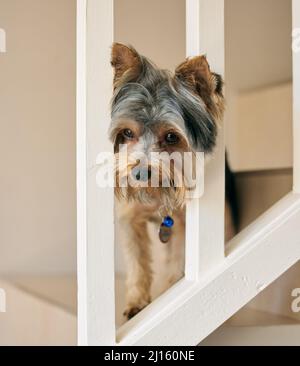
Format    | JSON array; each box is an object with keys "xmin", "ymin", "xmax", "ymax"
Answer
[{"xmin": 159, "ymin": 216, "xmax": 174, "ymax": 244}]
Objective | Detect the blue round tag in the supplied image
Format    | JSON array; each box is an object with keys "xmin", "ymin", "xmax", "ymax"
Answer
[{"xmin": 163, "ymin": 216, "xmax": 174, "ymax": 228}]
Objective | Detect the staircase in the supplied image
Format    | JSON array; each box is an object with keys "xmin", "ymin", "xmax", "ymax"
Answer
[
  {"xmin": 74, "ymin": 0, "xmax": 300, "ymax": 345},
  {"xmin": 0, "ymin": 277, "xmax": 76, "ymax": 346},
  {"xmin": 200, "ymin": 308, "xmax": 300, "ymax": 346},
  {"xmin": 1, "ymin": 270, "xmax": 299, "ymax": 346}
]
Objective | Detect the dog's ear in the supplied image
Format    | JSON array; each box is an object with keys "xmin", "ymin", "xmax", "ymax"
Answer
[
  {"xmin": 175, "ymin": 55, "xmax": 224, "ymax": 120},
  {"xmin": 111, "ymin": 43, "xmax": 142, "ymax": 89}
]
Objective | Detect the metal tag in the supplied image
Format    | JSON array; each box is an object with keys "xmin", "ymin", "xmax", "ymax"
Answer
[{"xmin": 159, "ymin": 224, "xmax": 172, "ymax": 243}]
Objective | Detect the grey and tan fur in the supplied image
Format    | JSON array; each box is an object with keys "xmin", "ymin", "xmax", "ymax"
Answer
[{"xmin": 110, "ymin": 43, "xmax": 225, "ymax": 320}]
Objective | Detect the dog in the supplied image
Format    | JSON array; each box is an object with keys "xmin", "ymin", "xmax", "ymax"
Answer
[{"xmin": 109, "ymin": 43, "xmax": 225, "ymax": 320}]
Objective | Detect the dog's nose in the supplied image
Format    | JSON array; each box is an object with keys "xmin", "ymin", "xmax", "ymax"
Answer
[{"xmin": 131, "ymin": 167, "xmax": 151, "ymax": 182}]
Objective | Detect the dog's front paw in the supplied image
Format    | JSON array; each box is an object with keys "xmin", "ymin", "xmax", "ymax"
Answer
[
  {"xmin": 123, "ymin": 306, "xmax": 144, "ymax": 320},
  {"xmin": 123, "ymin": 298, "xmax": 150, "ymax": 320}
]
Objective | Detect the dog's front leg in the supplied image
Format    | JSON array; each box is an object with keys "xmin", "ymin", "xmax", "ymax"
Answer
[{"xmin": 121, "ymin": 212, "xmax": 153, "ymax": 320}]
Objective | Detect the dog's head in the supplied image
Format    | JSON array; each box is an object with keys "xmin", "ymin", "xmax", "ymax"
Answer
[{"xmin": 109, "ymin": 43, "xmax": 224, "ymax": 209}]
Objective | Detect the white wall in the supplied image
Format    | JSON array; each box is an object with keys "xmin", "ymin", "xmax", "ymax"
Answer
[{"xmin": 0, "ymin": 0, "xmax": 76, "ymax": 274}]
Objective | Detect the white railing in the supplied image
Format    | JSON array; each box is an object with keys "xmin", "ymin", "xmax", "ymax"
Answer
[
  {"xmin": 185, "ymin": 0, "xmax": 225, "ymax": 281},
  {"xmin": 293, "ymin": 0, "xmax": 300, "ymax": 193},
  {"xmin": 77, "ymin": 0, "xmax": 115, "ymax": 346},
  {"xmin": 77, "ymin": 0, "xmax": 300, "ymax": 346}
]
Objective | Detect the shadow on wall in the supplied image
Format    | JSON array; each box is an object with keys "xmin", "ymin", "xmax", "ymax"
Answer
[{"xmin": 0, "ymin": 0, "xmax": 77, "ymax": 275}]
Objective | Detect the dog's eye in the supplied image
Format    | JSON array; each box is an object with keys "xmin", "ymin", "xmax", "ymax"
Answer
[
  {"xmin": 123, "ymin": 129, "xmax": 134, "ymax": 140},
  {"xmin": 165, "ymin": 132, "xmax": 179, "ymax": 145}
]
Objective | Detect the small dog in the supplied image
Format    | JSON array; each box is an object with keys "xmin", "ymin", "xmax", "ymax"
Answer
[{"xmin": 110, "ymin": 43, "xmax": 225, "ymax": 320}]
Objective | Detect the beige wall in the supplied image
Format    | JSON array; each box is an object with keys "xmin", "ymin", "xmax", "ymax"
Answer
[
  {"xmin": 225, "ymin": 0, "xmax": 293, "ymax": 171},
  {"xmin": 0, "ymin": 0, "xmax": 185, "ymax": 275},
  {"xmin": 0, "ymin": 0, "xmax": 76, "ymax": 274},
  {"xmin": 226, "ymin": 83, "xmax": 293, "ymax": 172},
  {"xmin": 235, "ymin": 170, "xmax": 293, "ymax": 231},
  {"xmin": 0, "ymin": 0, "xmax": 293, "ymax": 276},
  {"xmin": 114, "ymin": 0, "xmax": 186, "ymax": 71},
  {"xmin": 225, "ymin": 0, "xmax": 296, "ymax": 322},
  {"xmin": 225, "ymin": 0, "xmax": 292, "ymax": 92}
]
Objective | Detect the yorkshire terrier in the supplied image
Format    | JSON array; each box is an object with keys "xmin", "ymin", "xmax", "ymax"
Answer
[{"xmin": 109, "ymin": 43, "xmax": 225, "ymax": 320}]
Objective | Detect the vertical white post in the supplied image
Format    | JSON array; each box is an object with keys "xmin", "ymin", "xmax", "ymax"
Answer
[
  {"xmin": 185, "ymin": 0, "xmax": 225, "ymax": 280},
  {"xmin": 293, "ymin": 0, "xmax": 300, "ymax": 193},
  {"xmin": 0, "ymin": 28, "xmax": 6, "ymax": 53},
  {"xmin": 77, "ymin": 0, "xmax": 88, "ymax": 345},
  {"xmin": 77, "ymin": 0, "xmax": 115, "ymax": 345}
]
